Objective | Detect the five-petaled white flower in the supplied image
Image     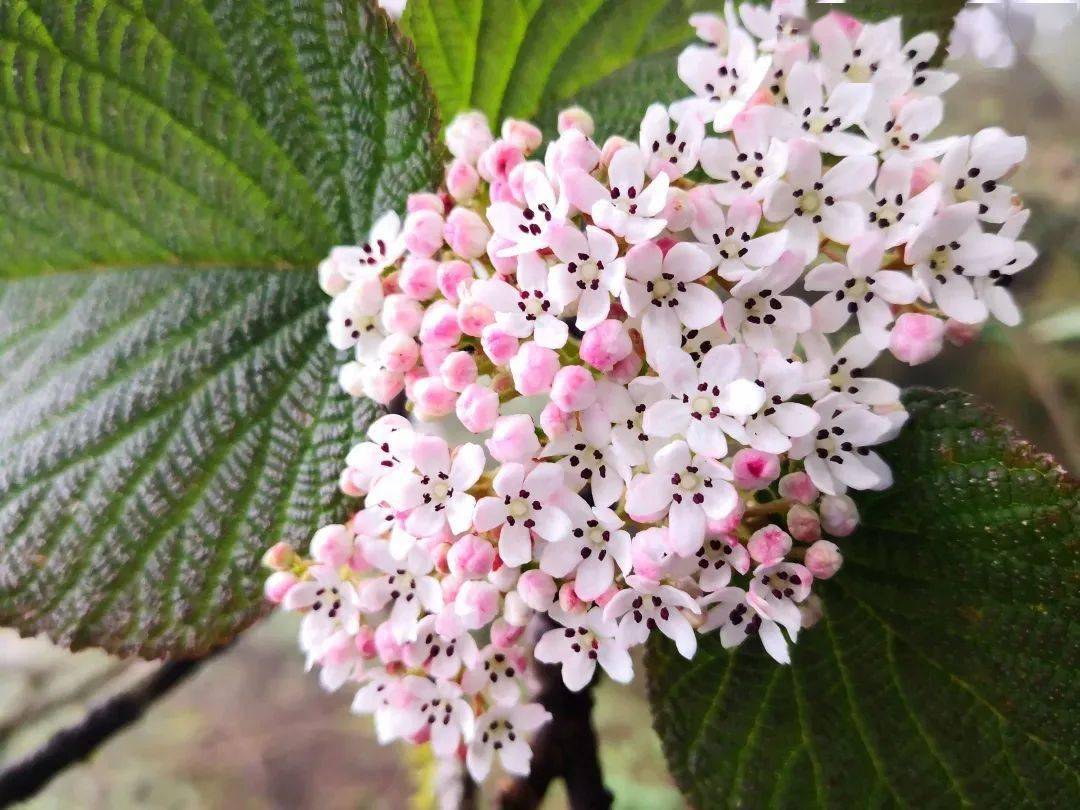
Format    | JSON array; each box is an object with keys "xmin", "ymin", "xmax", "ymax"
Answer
[
  {"xmin": 788, "ymin": 394, "xmax": 894, "ymax": 495},
  {"xmin": 473, "ymin": 462, "xmax": 573, "ymax": 566},
  {"xmin": 604, "ymin": 575, "xmax": 703, "ymax": 658},
  {"xmin": 535, "ymin": 606, "xmax": 634, "ymax": 690},
  {"xmin": 467, "ymin": 703, "xmax": 552, "ymax": 781},
  {"xmin": 547, "ymin": 223, "xmax": 625, "ymax": 330},
  {"xmin": 565, "ymin": 145, "xmax": 670, "ymax": 243}
]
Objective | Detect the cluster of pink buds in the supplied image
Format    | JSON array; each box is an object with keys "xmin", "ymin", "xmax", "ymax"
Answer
[{"xmin": 266, "ymin": 0, "xmax": 1033, "ymax": 785}]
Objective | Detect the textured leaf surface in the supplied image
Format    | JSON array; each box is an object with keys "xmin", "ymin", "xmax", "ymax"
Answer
[
  {"xmin": 403, "ymin": 0, "xmax": 966, "ymax": 142},
  {"xmin": 647, "ymin": 388, "xmax": 1079, "ymax": 808},
  {"xmin": 401, "ymin": 0, "xmax": 713, "ymax": 130},
  {"xmin": 0, "ymin": 268, "xmax": 379, "ymax": 658},
  {"xmin": 0, "ymin": 0, "xmax": 442, "ymax": 275},
  {"xmin": 0, "ymin": 2, "xmax": 442, "ymax": 657}
]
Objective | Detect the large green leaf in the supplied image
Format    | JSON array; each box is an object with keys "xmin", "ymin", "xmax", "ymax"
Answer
[
  {"xmin": 0, "ymin": 0, "xmax": 441, "ymax": 275},
  {"xmin": 403, "ymin": 0, "xmax": 965, "ymax": 141},
  {"xmin": 647, "ymin": 389, "xmax": 1079, "ymax": 807},
  {"xmin": 0, "ymin": 1, "xmax": 442, "ymax": 657}
]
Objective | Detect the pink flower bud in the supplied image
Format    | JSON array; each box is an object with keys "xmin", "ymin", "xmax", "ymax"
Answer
[
  {"xmin": 339, "ymin": 468, "xmax": 364, "ymax": 497},
  {"xmin": 419, "ymin": 342, "xmax": 451, "ymax": 375},
  {"xmin": 820, "ymin": 494, "xmax": 859, "ymax": 537},
  {"xmin": 778, "ymin": 471, "xmax": 819, "ymax": 505},
  {"xmin": 481, "ymin": 324, "xmax": 519, "ymax": 366},
  {"xmin": 945, "ymin": 318, "xmax": 982, "ymax": 347},
  {"xmin": 431, "ymin": 541, "xmax": 452, "ymax": 574},
  {"xmin": 630, "ymin": 527, "xmax": 672, "ymax": 580},
  {"xmin": 374, "ymin": 621, "xmax": 404, "ymax": 664},
  {"xmin": 488, "ymin": 179, "xmax": 518, "ymax": 204},
  {"xmin": 437, "ymin": 259, "xmax": 474, "ymax": 302},
  {"xmin": 445, "ymin": 110, "xmax": 494, "ymax": 164},
  {"xmin": 439, "ymin": 351, "xmax": 478, "ymax": 392},
  {"xmin": 447, "ymin": 534, "xmax": 496, "ymax": 578},
  {"xmin": 580, "ymin": 320, "xmax": 633, "ymax": 372},
  {"xmin": 398, "ymin": 257, "xmax": 439, "ymax": 300},
  {"xmin": 910, "ymin": 159, "xmax": 938, "ymax": 195},
  {"xmin": 412, "ymin": 376, "xmax": 457, "ymax": 421},
  {"xmin": 457, "ymin": 298, "xmax": 494, "ymax": 337},
  {"xmin": 490, "ymin": 618, "xmax": 525, "ymax": 648},
  {"xmin": 689, "ymin": 12, "xmax": 727, "ymax": 44},
  {"xmin": 594, "ymin": 585, "xmax": 620, "ymax": 608},
  {"xmin": 799, "ymin": 593, "xmax": 824, "ymax": 629},
  {"xmin": 747, "ymin": 525, "xmax": 792, "ymax": 566},
  {"xmin": 317, "ymin": 257, "xmax": 349, "ymax": 296},
  {"xmin": 486, "ymin": 236, "xmax": 518, "ymax": 274},
  {"xmin": 509, "ymin": 343, "xmax": 560, "ymax": 396},
  {"xmin": 261, "ymin": 541, "xmax": 295, "ymax": 570},
  {"xmin": 501, "ymin": 590, "xmax": 533, "ymax": 627},
  {"xmin": 485, "ymin": 414, "xmax": 540, "ymax": 463},
  {"xmin": 558, "ymin": 581, "xmax": 586, "ymax": 613},
  {"xmin": 557, "ymin": 106, "xmax": 595, "ymax": 136},
  {"xmin": 353, "ymin": 625, "xmax": 377, "ymax": 658},
  {"xmin": 550, "ymin": 365, "xmax": 597, "ymax": 412},
  {"xmin": 419, "ymin": 300, "xmax": 461, "ymax": 347},
  {"xmin": 805, "ymin": 540, "xmax": 843, "ymax": 579},
  {"xmin": 787, "ymin": 503, "xmax": 822, "ymax": 543},
  {"xmin": 517, "ymin": 570, "xmax": 557, "ymax": 611},
  {"xmin": 477, "ymin": 139, "xmax": 525, "ymax": 183},
  {"xmin": 600, "ymin": 136, "xmax": 631, "ymax": 167},
  {"xmin": 381, "ymin": 293, "xmax": 423, "ymax": 335},
  {"xmin": 731, "ymin": 448, "xmax": 782, "ymax": 490},
  {"xmin": 446, "ymin": 158, "xmax": 481, "ymax": 201},
  {"xmin": 264, "ymin": 571, "xmax": 298, "ymax": 603},
  {"xmin": 455, "ymin": 580, "xmax": 501, "ymax": 630},
  {"xmin": 548, "ymin": 129, "xmax": 601, "ymax": 179},
  {"xmin": 357, "ymin": 365, "xmax": 404, "ymax": 404},
  {"xmin": 403, "ymin": 209, "xmax": 444, "ymax": 257},
  {"xmin": 310, "ymin": 524, "xmax": 353, "ymax": 566},
  {"xmin": 444, "ymin": 207, "xmax": 491, "ymax": 259},
  {"xmin": 456, "ymin": 384, "xmax": 500, "ymax": 433},
  {"xmin": 540, "ymin": 401, "xmax": 574, "ymax": 439},
  {"xmin": 407, "ymin": 192, "xmax": 445, "ymax": 215},
  {"xmin": 501, "ymin": 118, "xmax": 543, "ymax": 154},
  {"xmin": 338, "ymin": 361, "xmax": 366, "ymax": 397},
  {"xmin": 707, "ymin": 499, "xmax": 745, "ymax": 535},
  {"xmin": 378, "ymin": 333, "xmax": 420, "ymax": 374},
  {"xmin": 889, "ymin": 313, "xmax": 946, "ymax": 365},
  {"xmin": 662, "ymin": 187, "xmax": 695, "ymax": 231},
  {"xmin": 440, "ymin": 572, "xmax": 464, "ymax": 604},
  {"xmin": 608, "ymin": 351, "xmax": 643, "ymax": 384}
]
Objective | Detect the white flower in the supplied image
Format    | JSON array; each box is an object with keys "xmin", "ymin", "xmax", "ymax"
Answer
[
  {"xmin": 603, "ymin": 574, "xmax": 702, "ymax": 658},
  {"xmin": 762, "ymin": 61, "xmax": 875, "ymax": 156},
  {"xmin": 474, "ymin": 252, "xmax": 569, "ymax": 349},
  {"xmin": 736, "ymin": 351, "xmax": 819, "ymax": 454},
  {"xmin": 723, "ymin": 250, "xmax": 811, "ymax": 354},
  {"xmin": 351, "ymin": 669, "xmax": 415, "ymax": 743},
  {"xmin": 739, "ymin": 0, "xmax": 809, "ymax": 52},
  {"xmin": 762, "ymin": 138, "xmax": 877, "ymax": 258},
  {"xmin": 690, "ymin": 194, "xmax": 787, "ymax": 283},
  {"xmin": 403, "ymin": 614, "xmax": 481, "ymax": 680},
  {"xmin": 672, "ymin": 28, "xmax": 771, "ymax": 131},
  {"xmin": 812, "ymin": 15, "xmax": 907, "ymax": 104},
  {"xmin": 535, "ymin": 606, "xmax": 634, "ymax": 690},
  {"xmin": 284, "ymin": 565, "xmax": 361, "ymax": 654},
  {"xmin": 801, "ymin": 332, "xmax": 901, "ymax": 406},
  {"xmin": 542, "ymin": 405, "xmax": 630, "ymax": 507},
  {"xmin": 377, "ymin": 436, "xmax": 485, "ymax": 538},
  {"xmin": 461, "ymin": 645, "xmax": 526, "ymax": 707},
  {"xmin": 974, "ymin": 208, "xmax": 1037, "ymax": 327},
  {"xmin": 361, "ymin": 542, "xmax": 443, "ymax": 642},
  {"xmin": 899, "ymin": 31, "xmax": 958, "ymax": 97},
  {"xmin": 788, "ymin": 394, "xmax": 894, "ymax": 495},
  {"xmin": 473, "ymin": 462, "xmax": 573, "ymax": 566},
  {"xmin": 692, "ymin": 534, "xmax": 751, "ymax": 593},
  {"xmin": 645, "ymin": 343, "xmax": 766, "ymax": 459},
  {"xmin": 863, "ymin": 95, "xmax": 949, "ymax": 160},
  {"xmin": 408, "ymin": 676, "xmax": 476, "ymax": 757},
  {"xmin": 936, "ymin": 128, "xmax": 1027, "ymax": 222},
  {"xmin": 564, "ymin": 145, "xmax": 670, "ymax": 243},
  {"xmin": 328, "ymin": 211, "xmax": 405, "ymax": 280},
  {"xmin": 640, "ymin": 102, "xmax": 704, "ymax": 179},
  {"xmin": 806, "ymin": 232, "xmax": 920, "ymax": 348},
  {"xmin": 487, "ymin": 163, "xmax": 569, "ymax": 256},
  {"xmin": 621, "ymin": 240, "xmax": 721, "ymax": 352},
  {"xmin": 905, "ymin": 201, "xmax": 1013, "ymax": 324},
  {"xmin": 949, "ymin": 5, "xmax": 1026, "ymax": 70},
  {"xmin": 699, "ymin": 585, "xmax": 795, "ymax": 664},
  {"xmin": 539, "ymin": 502, "xmax": 632, "ymax": 601},
  {"xmin": 466, "ymin": 703, "xmax": 552, "ymax": 782},
  {"xmin": 855, "ymin": 154, "xmax": 941, "ymax": 248},
  {"xmin": 698, "ymin": 106, "xmax": 787, "ymax": 203},
  {"xmin": 327, "ymin": 274, "xmax": 386, "ymax": 352},
  {"xmin": 547, "ymin": 223, "xmax": 624, "ymax": 330},
  {"xmin": 625, "ymin": 440, "xmax": 736, "ymax": 556},
  {"xmin": 343, "ymin": 414, "xmax": 415, "ymax": 495},
  {"xmin": 596, "ymin": 376, "xmax": 669, "ymax": 470}
]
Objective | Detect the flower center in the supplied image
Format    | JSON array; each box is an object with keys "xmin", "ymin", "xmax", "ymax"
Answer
[
  {"xmin": 800, "ymin": 191, "xmax": 822, "ymax": 213},
  {"xmin": 508, "ymin": 498, "xmax": 530, "ymax": 519},
  {"xmin": 432, "ymin": 481, "xmax": 450, "ymax": 500},
  {"xmin": 691, "ymin": 394, "xmax": 713, "ymax": 414},
  {"xmin": 652, "ymin": 278, "xmax": 673, "ymax": 299},
  {"xmin": 679, "ymin": 472, "xmax": 700, "ymax": 491}
]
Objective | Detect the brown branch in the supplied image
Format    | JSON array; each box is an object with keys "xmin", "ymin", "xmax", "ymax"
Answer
[
  {"xmin": 498, "ymin": 619, "xmax": 612, "ymax": 810},
  {"xmin": 0, "ymin": 650, "xmax": 222, "ymax": 807}
]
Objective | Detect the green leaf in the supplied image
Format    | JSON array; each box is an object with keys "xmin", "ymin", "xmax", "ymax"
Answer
[
  {"xmin": 0, "ymin": 267, "xmax": 378, "ymax": 658},
  {"xmin": 403, "ymin": 0, "xmax": 966, "ymax": 142},
  {"xmin": 647, "ymin": 388, "xmax": 1080, "ymax": 808},
  {"xmin": 0, "ymin": 2, "xmax": 443, "ymax": 657},
  {"xmin": 401, "ymin": 0, "xmax": 714, "ymax": 130},
  {"xmin": 0, "ymin": 0, "xmax": 442, "ymax": 276}
]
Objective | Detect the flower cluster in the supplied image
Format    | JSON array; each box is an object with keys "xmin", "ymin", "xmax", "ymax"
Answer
[{"xmin": 265, "ymin": 0, "xmax": 1034, "ymax": 786}]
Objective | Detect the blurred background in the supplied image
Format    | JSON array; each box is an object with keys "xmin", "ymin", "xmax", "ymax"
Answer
[{"xmin": 2, "ymin": 4, "xmax": 1077, "ymax": 808}]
